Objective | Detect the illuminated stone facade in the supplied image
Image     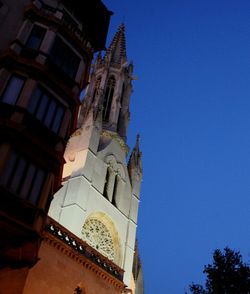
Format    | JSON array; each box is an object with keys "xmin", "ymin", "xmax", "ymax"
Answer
[{"xmin": 49, "ymin": 24, "xmax": 143, "ymax": 290}]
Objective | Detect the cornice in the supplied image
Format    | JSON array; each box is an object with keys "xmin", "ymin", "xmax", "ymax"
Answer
[{"xmin": 44, "ymin": 218, "xmax": 125, "ymax": 290}]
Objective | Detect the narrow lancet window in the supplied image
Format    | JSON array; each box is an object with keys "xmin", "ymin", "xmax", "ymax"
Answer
[
  {"xmin": 103, "ymin": 77, "xmax": 115, "ymax": 122},
  {"xmin": 103, "ymin": 167, "xmax": 111, "ymax": 199},
  {"xmin": 120, "ymin": 83, "xmax": 125, "ymax": 107},
  {"xmin": 118, "ymin": 83, "xmax": 125, "ymax": 133},
  {"xmin": 112, "ymin": 175, "xmax": 119, "ymax": 207}
]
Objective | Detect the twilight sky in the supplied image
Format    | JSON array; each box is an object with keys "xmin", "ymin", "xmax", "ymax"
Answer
[{"xmin": 102, "ymin": 1, "xmax": 250, "ymax": 293}]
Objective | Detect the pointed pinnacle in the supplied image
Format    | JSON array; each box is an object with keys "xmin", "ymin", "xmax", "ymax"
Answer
[
  {"xmin": 135, "ymin": 134, "xmax": 140, "ymax": 150},
  {"xmin": 106, "ymin": 23, "xmax": 127, "ymax": 63},
  {"xmin": 96, "ymin": 52, "xmax": 102, "ymax": 60},
  {"xmin": 128, "ymin": 134, "xmax": 143, "ymax": 176},
  {"xmin": 118, "ymin": 23, "xmax": 125, "ymax": 32}
]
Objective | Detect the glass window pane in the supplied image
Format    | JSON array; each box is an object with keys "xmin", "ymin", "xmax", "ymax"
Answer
[
  {"xmin": 50, "ymin": 37, "xmax": 62, "ymax": 65},
  {"xmin": 26, "ymin": 25, "xmax": 46, "ymax": 50},
  {"xmin": 51, "ymin": 105, "xmax": 64, "ymax": 133},
  {"xmin": 9, "ymin": 157, "xmax": 27, "ymax": 194},
  {"xmin": 0, "ymin": 151, "xmax": 17, "ymax": 186},
  {"xmin": 29, "ymin": 169, "xmax": 45, "ymax": 204},
  {"xmin": 20, "ymin": 163, "xmax": 36, "ymax": 199},
  {"xmin": 50, "ymin": 37, "xmax": 80, "ymax": 79},
  {"xmin": 62, "ymin": 53, "xmax": 79, "ymax": 79},
  {"xmin": 28, "ymin": 87, "xmax": 42, "ymax": 114},
  {"xmin": 36, "ymin": 93, "xmax": 49, "ymax": 121},
  {"xmin": 44, "ymin": 99, "xmax": 56, "ymax": 128},
  {"xmin": 1, "ymin": 76, "xmax": 25, "ymax": 105}
]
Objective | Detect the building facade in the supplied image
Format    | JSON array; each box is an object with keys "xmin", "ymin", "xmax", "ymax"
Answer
[
  {"xmin": 0, "ymin": 1, "xmax": 144, "ymax": 293},
  {"xmin": 0, "ymin": 0, "xmax": 111, "ymax": 292},
  {"xmin": 48, "ymin": 24, "xmax": 143, "ymax": 291}
]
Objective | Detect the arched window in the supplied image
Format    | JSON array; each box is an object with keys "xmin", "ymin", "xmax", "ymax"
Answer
[
  {"xmin": 118, "ymin": 83, "xmax": 125, "ymax": 133},
  {"xmin": 120, "ymin": 83, "xmax": 125, "ymax": 107},
  {"xmin": 103, "ymin": 77, "xmax": 115, "ymax": 122},
  {"xmin": 81, "ymin": 212, "xmax": 121, "ymax": 265},
  {"xmin": 82, "ymin": 218, "xmax": 115, "ymax": 261}
]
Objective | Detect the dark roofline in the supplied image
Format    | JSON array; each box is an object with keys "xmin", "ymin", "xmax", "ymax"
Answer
[{"xmin": 62, "ymin": 0, "xmax": 113, "ymax": 51}]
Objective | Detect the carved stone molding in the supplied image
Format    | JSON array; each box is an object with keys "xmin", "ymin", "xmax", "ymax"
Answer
[
  {"xmin": 44, "ymin": 217, "xmax": 125, "ymax": 290},
  {"xmin": 101, "ymin": 130, "xmax": 129, "ymax": 154}
]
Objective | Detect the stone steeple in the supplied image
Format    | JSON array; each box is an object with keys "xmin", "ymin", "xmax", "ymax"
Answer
[
  {"xmin": 105, "ymin": 23, "xmax": 127, "ymax": 64},
  {"xmin": 79, "ymin": 24, "xmax": 133, "ymax": 142}
]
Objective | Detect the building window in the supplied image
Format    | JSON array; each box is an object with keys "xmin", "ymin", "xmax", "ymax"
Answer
[
  {"xmin": 50, "ymin": 36, "xmax": 80, "ymax": 79},
  {"xmin": 120, "ymin": 83, "xmax": 125, "ymax": 106},
  {"xmin": 0, "ymin": 151, "xmax": 46, "ymax": 205},
  {"xmin": 112, "ymin": 175, "xmax": 119, "ymax": 207},
  {"xmin": 26, "ymin": 25, "xmax": 46, "ymax": 50},
  {"xmin": 81, "ymin": 218, "xmax": 115, "ymax": 261},
  {"xmin": 103, "ymin": 167, "xmax": 111, "ymax": 199},
  {"xmin": 28, "ymin": 87, "xmax": 65, "ymax": 134},
  {"xmin": 0, "ymin": 75, "xmax": 25, "ymax": 105},
  {"xmin": 103, "ymin": 77, "xmax": 115, "ymax": 122},
  {"xmin": 118, "ymin": 83, "xmax": 125, "ymax": 132}
]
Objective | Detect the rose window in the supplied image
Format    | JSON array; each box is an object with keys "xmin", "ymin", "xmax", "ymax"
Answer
[{"xmin": 81, "ymin": 218, "xmax": 115, "ymax": 261}]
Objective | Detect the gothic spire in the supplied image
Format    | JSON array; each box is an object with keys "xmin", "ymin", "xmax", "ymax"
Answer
[
  {"xmin": 128, "ymin": 134, "xmax": 143, "ymax": 197},
  {"xmin": 105, "ymin": 23, "xmax": 127, "ymax": 64},
  {"xmin": 79, "ymin": 23, "xmax": 133, "ymax": 142},
  {"xmin": 128, "ymin": 134, "xmax": 143, "ymax": 175}
]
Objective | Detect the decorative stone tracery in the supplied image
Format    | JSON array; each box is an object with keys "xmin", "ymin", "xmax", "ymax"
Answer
[
  {"xmin": 81, "ymin": 212, "xmax": 122, "ymax": 266},
  {"xmin": 82, "ymin": 218, "xmax": 115, "ymax": 261},
  {"xmin": 45, "ymin": 218, "xmax": 124, "ymax": 283}
]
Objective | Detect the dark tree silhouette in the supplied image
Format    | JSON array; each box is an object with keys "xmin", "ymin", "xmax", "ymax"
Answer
[{"xmin": 189, "ymin": 247, "xmax": 250, "ymax": 294}]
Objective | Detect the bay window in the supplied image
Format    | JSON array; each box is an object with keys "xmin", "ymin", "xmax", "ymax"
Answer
[
  {"xmin": 28, "ymin": 87, "xmax": 65, "ymax": 134},
  {"xmin": 26, "ymin": 25, "xmax": 46, "ymax": 50},
  {"xmin": 0, "ymin": 151, "xmax": 46, "ymax": 205},
  {"xmin": 0, "ymin": 75, "xmax": 25, "ymax": 105}
]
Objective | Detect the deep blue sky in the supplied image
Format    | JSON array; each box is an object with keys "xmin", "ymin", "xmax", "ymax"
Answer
[{"xmin": 103, "ymin": 1, "xmax": 250, "ymax": 293}]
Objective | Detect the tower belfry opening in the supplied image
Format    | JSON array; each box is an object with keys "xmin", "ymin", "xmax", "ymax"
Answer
[{"xmin": 103, "ymin": 76, "xmax": 116, "ymax": 122}]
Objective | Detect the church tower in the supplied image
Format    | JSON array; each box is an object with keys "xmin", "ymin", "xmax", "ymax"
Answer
[{"xmin": 49, "ymin": 24, "xmax": 142, "ymax": 289}]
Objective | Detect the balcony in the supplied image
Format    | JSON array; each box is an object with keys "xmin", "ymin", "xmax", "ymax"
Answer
[{"xmin": 0, "ymin": 102, "xmax": 66, "ymax": 147}]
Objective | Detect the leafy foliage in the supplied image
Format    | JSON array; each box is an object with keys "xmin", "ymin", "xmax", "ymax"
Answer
[{"xmin": 189, "ymin": 247, "xmax": 250, "ymax": 294}]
